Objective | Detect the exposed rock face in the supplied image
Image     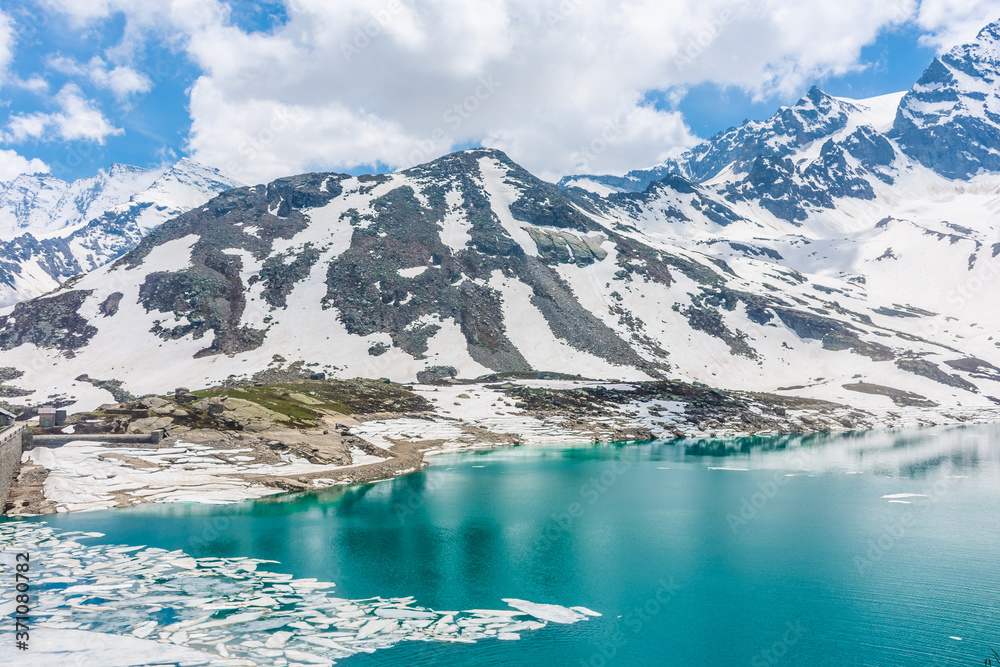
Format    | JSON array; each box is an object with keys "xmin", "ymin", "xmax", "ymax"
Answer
[
  {"xmin": 98, "ymin": 292, "xmax": 123, "ymax": 317},
  {"xmin": 772, "ymin": 309, "xmax": 894, "ymax": 361},
  {"xmin": 895, "ymin": 358, "xmax": 979, "ymax": 392},
  {"xmin": 190, "ymin": 397, "xmax": 290, "ymax": 432},
  {"xmin": 891, "ymin": 22, "xmax": 1000, "ymax": 178},
  {"xmin": 127, "ymin": 173, "xmax": 345, "ymax": 357},
  {"xmin": 0, "ymin": 291, "xmax": 97, "ymax": 354},
  {"xmin": 525, "ymin": 227, "xmax": 609, "ymax": 266},
  {"xmin": 417, "ymin": 366, "xmax": 458, "ymax": 383}
]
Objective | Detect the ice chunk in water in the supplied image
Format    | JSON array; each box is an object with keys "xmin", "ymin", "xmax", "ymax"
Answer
[
  {"xmin": 374, "ymin": 608, "xmax": 438, "ymax": 619},
  {"xmin": 571, "ymin": 606, "xmax": 602, "ymax": 617},
  {"xmin": 263, "ymin": 630, "xmax": 292, "ymax": 648},
  {"xmin": 503, "ymin": 599, "xmax": 586, "ymax": 624},
  {"xmin": 0, "ymin": 521, "xmax": 599, "ymax": 666}
]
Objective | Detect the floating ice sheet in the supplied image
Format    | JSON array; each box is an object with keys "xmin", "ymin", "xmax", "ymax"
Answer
[{"xmin": 0, "ymin": 522, "xmax": 597, "ymax": 665}]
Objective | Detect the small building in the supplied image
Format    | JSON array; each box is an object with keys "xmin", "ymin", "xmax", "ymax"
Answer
[
  {"xmin": 38, "ymin": 406, "xmax": 57, "ymax": 428},
  {"xmin": 0, "ymin": 407, "xmax": 14, "ymax": 427}
]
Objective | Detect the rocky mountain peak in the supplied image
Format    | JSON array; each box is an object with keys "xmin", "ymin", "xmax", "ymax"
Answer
[
  {"xmin": 891, "ymin": 19, "xmax": 1000, "ymax": 178},
  {"xmin": 974, "ymin": 17, "xmax": 1000, "ymax": 48}
]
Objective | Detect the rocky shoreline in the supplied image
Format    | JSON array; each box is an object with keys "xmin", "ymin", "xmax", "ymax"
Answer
[{"xmin": 8, "ymin": 376, "xmax": 1000, "ymax": 516}]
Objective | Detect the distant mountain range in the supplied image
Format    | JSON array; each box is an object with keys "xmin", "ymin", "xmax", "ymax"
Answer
[
  {"xmin": 559, "ymin": 20, "xmax": 1000, "ymax": 216},
  {"xmin": 3, "ymin": 20, "xmax": 1000, "ymax": 413},
  {"xmin": 0, "ymin": 159, "xmax": 242, "ymax": 306}
]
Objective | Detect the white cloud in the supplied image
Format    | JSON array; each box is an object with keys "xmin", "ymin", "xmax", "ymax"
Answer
[
  {"xmin": 39, "ymin": 0, "xmax": 951, "ymax": 180},
  {"xmin": 0, "ymin": 149, "xmax": 49, "ymax": 180},
  {"xmin": 0, "ymin": 9, "xmax": 15, "ymax": 86},
  {"xmin": 915, "ymin": 0, "xmax": 1000, "ymax": 51},
  {"xmin": 6, "ymin": 112, "xmax": 48, "ymax": 141},
  {"xmin": 14, "ymin": 76, "xmax": 50, "ymax": 94},
  {"xmin": 48, "ymin": 55, "xmax": 153, "ymax": 101},
  {"xmin": 42, "ymin": 0, "xmax": 115, "ymax": 25},
  {"xmin": 179, "ymin": 0, "xmax": 926, "ymax": 181},
  {"xmin": 186, "ymin": 84, "xmax": 416, "ymax": 180},
  {"xmin": 47, "ymin": 55, "xmax": 86, "ymax": 75},
  {"xmin": 5, "ymin": 83, "xmax": 123, "ymax": 143}
]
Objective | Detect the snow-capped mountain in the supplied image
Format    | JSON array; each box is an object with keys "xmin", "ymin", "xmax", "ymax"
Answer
[
  {"xmin": 559, "ymin": 87, "xmax": 903, "ymax": 209},
  {"xmin": 0, "ymin": 159, "xmax": 242, "ymax": 306},
  {"xmin": 891, "ymin": 21, "xmax": 1000, "ymax": 179},
  {"xmin": 4, "ymin": 21, "xmax": 1000, "ymax": 413},
  {"xmin": 1, "ymin": 144, "xmax": 999, "ymax": 413},
  {"xmin": 0, "ymin": 163, "xmax": 159, "ymax": 239},
  {"xmin": 561, "ymin": 19, "xmax": 1000, "ymax": 225}
]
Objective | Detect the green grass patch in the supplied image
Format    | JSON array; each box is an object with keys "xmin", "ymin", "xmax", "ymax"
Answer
[{"xmin": 191, "ymin": 378, "xmax": 432, "ymax": 423}]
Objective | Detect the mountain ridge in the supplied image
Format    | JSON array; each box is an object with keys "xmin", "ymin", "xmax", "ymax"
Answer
[
  {"xmin": 0, "ymin": 159, "xmax": 243, "ymax": 307},
  {"xmin": 561, "ymin": 17, "xmax": 1000, "ymax": 214},
  {"xmin": 1, "ymin": 144, "xmax": 999, "ymax": 414}
]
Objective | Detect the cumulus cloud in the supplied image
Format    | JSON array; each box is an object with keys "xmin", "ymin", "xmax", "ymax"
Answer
[
  {"xmin": 42, "ymin": 0, "xmax": 117, "ymax": 25},
  {"xmin": 915, "ymin": 0, "xmax": 1000, "ymax": 51},
  {"xmin": 0, "ymin": 149, "xmax": 49, "ymax": 180},
  {"xmin": 6, "ymin": 83, "xmax": 123, "ymax": 143},
  {"xmin": 12, "ymin": 76, "xmax": 50, "ymax": 94},
  {"xmin": 39, "ymin": 0, "xmax": 969, "ymax": 181},
  {"xmin": 192, "ymin": 0, "xmax": 925, "ymax": 180},
  {"xmin": 48, "ymin": 55, "xmax": 153, "ymax": 101}
]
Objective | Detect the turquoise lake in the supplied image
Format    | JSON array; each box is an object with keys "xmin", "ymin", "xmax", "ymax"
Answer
[{"xmin": 21, "ymin": 424, "xmax": 1000, "ymax": 666}]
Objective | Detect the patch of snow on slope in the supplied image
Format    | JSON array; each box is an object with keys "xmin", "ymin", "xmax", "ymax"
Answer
[
  {"xmin": 477, "ymin": 157, "xmax": 540, "ymax": 257},
  {"xmin": 836, "ymin": 91, "xmax": 907, "ymax": 134},
  {"xmin": 489, "ymin": 270, "xmax": 649, "ymax": 380},
  {"xmin": 439, "ymin": 187, "xmax": 473, "ymax": 251}
]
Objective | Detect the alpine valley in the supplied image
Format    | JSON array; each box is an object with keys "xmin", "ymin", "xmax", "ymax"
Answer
[{"xmin": 5, "ymin": 20, "xmax": 1000, "ymax": 434}]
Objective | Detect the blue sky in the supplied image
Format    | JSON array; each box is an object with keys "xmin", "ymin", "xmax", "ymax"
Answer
[
  {"xmin": 2, "ymin": 2, "xmax": 203, "ymax": 177},
  {"xmin": 0, "ymin": 1, "xmax": 995, "ymax": 183},
  {"xmin": 674, "ymin": 25, "xmax": 939, "ymax": 137}
]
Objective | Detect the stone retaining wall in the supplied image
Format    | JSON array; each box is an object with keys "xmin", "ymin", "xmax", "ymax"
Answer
[{"xmin": 0, "ymin": 425, "xmax": 24, "ymax": 512}]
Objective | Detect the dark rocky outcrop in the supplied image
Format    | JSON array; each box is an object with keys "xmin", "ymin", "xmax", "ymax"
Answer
[
  {"xmin": 895, "ymin": 358, "xmax": 979, "ymax": 392},
  {"xmin": 773, "ymin": 308, "xmax": 894, "ymax": 361},
  {"xmin": 0, "ymin": 290, "xmax": 97, "ymax": 354}
]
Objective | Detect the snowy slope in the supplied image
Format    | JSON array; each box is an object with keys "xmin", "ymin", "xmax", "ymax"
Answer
[
  {"xmin": 0, "ymin": 160, "xmax": 242, "ymax": 306},
  {"xmin": 1, "ymin": 148, "xmax": 999, "ymax": 414},
  {"xmin": 0, "ymin": 163, "xmax": 159, "ymax": 240}
]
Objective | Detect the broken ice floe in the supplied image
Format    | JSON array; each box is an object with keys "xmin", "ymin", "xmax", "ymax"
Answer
[{"xmin": 0, "ymin": 522, "xmax": 597, "ymax": 666}]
